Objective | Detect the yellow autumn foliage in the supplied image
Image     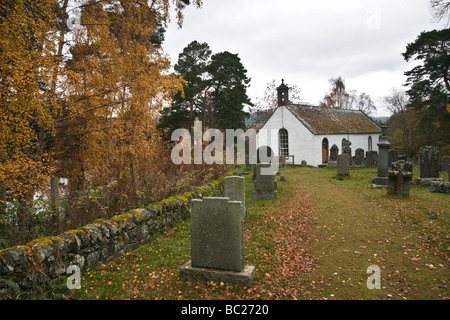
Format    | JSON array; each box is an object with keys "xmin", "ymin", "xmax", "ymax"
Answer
[{"xmin": 0, "ymin": 0, "xmax": 202, "ymax": 202}]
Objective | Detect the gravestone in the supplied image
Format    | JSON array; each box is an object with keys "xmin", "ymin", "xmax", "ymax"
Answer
[
  {"xmin": 419, "ymin": 146, "xmax": 439, "ymax": 178},
  {"xmin": 366, "ymin": 150, "xmax": 378, "ymax": 167},
  {"xmin": 179, "ymin": 197, "xmax": 255, "ymax": 285},
  {"xmin": 330, "ymin": 144, "xmax": 339, "ymax": 161},
  {"xmin": 245, "ymin": 154, "xmax": 252, "ymax": 170},
  {"xmin": 328, "ymin": 144, "xmax": 339, "ymax": 168},
  {"xmin": 354, "ymin": 148, "xmax": 365, "ymax": 167},
  {"xmin": 278, "ymin": 156, "xmax": 286, "ymax": 168},
  {"xmin": 342, "ymin": 139, "xmax": 352, "ymax": 164},
  {"xmin": 337, "ymin": 154, "xmax": 350, "ymax": 176},
  {"xmin": 374, "ymin": 126, "xmax": 390, "ymax": 186},
  {"xmin": 224, "ymin": 176, "xmax": 246, "ymax": 218},
  {"xmin": 388, "ymin": 149, "xmax": 398, "ymax": 168},
  {"xmin": 430, "ymin": 181, "xmax": 450, "ymax": 194},
  {"xmin": 441, "ymin": 155, "xmax": 450, "ymax": 173},
  {"xmin": 387, "ymin": 160, "xmax": 412, "ymax": 197},
  {"xmin": 252, "ymin": 163, "xmax": 278, "ymax": 199}
]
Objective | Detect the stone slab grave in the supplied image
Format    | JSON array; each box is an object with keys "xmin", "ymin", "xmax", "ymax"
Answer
[
  {"xmin": 252, "ymin": 163, "xmax": 278, "ymax": 200},
  {"xmin": 224, "ymin": 176, "xmax": 246, "ymax": 218},
  {"xmin": 387, "ymin": 160, "xmax": 412, "ymax": 197},
  {"xmin": 179, "ymin": 197, "xmax": 255, "ymax": 285},
  {"xmin": 337, "ymin": 154, "xmax": 350, "ymax": 176},
  {"xmin": 430, "ymin": 181, "xmax": 450, "ymax": 194}
]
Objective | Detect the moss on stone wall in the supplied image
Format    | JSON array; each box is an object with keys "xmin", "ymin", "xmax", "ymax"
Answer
[{"xmin": 0, "ymin": 173, "xmax": 229, "ymax": 299}]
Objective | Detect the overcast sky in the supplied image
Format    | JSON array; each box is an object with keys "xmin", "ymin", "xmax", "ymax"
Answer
[{"xmin": 163, "ymin": 0, "xmax": 446, "ymax": 116}]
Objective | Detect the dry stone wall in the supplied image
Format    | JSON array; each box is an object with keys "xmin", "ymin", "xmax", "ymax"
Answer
[{"xmin": 0, "ymin": 177, "xmax": 225, "ymax": 299}]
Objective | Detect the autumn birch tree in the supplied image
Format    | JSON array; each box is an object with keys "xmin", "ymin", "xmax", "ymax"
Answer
[{"xmin": 0, "ymin": 0, "xmax": 60, "ymax": 203}]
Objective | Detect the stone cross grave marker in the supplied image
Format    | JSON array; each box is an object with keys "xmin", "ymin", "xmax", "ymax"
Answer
[
  {"xmin": 387, "ymin": 160, "xmax": 412, "ymax": 197},
  {"xmin": 179, "ymin": 197, "xmax": 255, "ymax": 285}
]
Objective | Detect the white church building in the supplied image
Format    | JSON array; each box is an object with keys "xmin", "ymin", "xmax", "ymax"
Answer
[{"xmin": 256, "ymin": 80, "xmax": 382, "ymax": 167}]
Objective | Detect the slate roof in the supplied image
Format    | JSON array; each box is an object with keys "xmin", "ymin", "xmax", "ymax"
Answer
[{"xmin": 285, "ymin": 104, "xmax": 381, "ymax": 135}]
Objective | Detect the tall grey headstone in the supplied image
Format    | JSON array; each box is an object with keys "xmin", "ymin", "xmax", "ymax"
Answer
[
  {"xmin": 374, "ymin": 126, "xmax": 390, "ymax": 186},
  {"xmin": 442, "ymin": 155, "xmax": 450, "ymax": 173},
  {"xmin": 388, "ymin": 149, "xmax": 398, "ymax": 168},
  {"xmin": 330, "ymin": 144, "xmax": 339, "ymax": 162},
  {"xmin": 354, "ymin": 148, "xmax": 365, "ymax": 167},
  {"xmin": 179, "ymin": 197, "xmax": 255, "ymax": 285},
  {"xmin": 224, "ymin": 176, "xmax": 246, "ymax": 218},
  {"xmin": 337, "ymin": 154, "xmax": 350, "ymax": 176},
  {"xmin": 420, "ymin": 146, "xmax": 440, "ymax": 178},
  {"xmin": 366, "ymin": 150, "xmax": 378, "ymax": 167}
]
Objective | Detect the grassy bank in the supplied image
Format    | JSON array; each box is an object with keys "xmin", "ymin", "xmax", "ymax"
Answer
[{"xmin": 40, "ymin": 166, "xmax": 449, "ymax": 300}]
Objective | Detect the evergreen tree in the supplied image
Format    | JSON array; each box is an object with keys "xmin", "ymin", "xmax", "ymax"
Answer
[
  {"xmin": 207, "ymin": 51, "xmax": 251, "ymax": 130},
  {"xmin": 402, "ymin": 28, "xmax": 450, "ymax": 148},
  {"xmin": 159, "ymin": 43, "xmax": 251, "ymax": 137}
]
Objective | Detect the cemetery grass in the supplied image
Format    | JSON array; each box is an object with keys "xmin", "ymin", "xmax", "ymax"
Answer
[{"xmin": 44, "ymin": 166, "xmax": 449, "ymax": 300}]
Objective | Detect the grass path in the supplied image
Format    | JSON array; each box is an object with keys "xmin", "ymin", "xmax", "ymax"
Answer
[
  {"xmin": 293, "ymin": 167, "xmax": 448, "ymax": 299},
  {"xmin": 44, "ymin": 167, "xmax": 449, "ymax": 300}
]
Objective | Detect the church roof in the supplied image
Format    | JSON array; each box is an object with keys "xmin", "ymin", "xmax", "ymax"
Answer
[{"xmin": 285, "ymin": 104, "xmax": 381, "ymax": 135}]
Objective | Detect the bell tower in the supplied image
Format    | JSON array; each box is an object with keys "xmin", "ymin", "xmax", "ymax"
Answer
[{"xmin": 277, "ymin": 79, "xmax": 289, "ymax": 106}]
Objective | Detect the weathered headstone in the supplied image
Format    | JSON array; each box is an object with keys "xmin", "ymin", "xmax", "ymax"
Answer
[
  {"xmin": 374, "ymin": 126, "xmax": 390, "ymax": 186},
  {"xmin": 252, "ymin": 163, "xmax": 278, "ymax": 199},
  {"xmin": 278, "ymin": 156, "xmax": 286, "ymax": 168},
  {"xmin": 337, "ymin": 154, "xmax": 350, "ymax": 176},
  {"xmin": 354, "ymin": 148, "xmax": 365, "ymax": 167},
  {"xmin": 419, "ymin": 146, "xmax": 439, "ymax": 178},
  {"xmin": 224, "ymin": 176, "xmax": 246, "ymax": 218},
  {"xmin": 441, "ymin": 155, "xmax": 450, "ymax": 173},
  {"xmin": 430, "ymin": 181, "xmax": 450, "ymax": 194},
  {"xmin": 245, "ymin": 154, "xmax": 252, "ymax": 170},
  {"xmin": 388, "ymin": 149, "xmax": 398, "ymax": 168},
  {"xmin": 330, "ymin": 144, "xmax": 339, "ymax": 161},
  {"xmin": 342, "ymin": 139, "xmax": 352, "ymax": 164},
  {"xmin": 179, "ymin": 197, "xmax": 255, "ymax": 285},
  {"xmin": 366, "ymin": 150, "xmax": 378, "ymax": 167},
  {"xmin": 387, "ymin": 160, "xmax": 412, "ymax": 197}
]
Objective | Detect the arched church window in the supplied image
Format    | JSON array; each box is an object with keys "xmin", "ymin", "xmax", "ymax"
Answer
[{"xmin": 279, "ymin": 128, "xmax": 289, "ymax": 156}]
